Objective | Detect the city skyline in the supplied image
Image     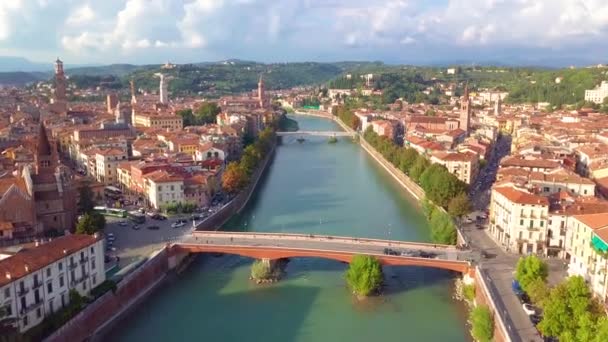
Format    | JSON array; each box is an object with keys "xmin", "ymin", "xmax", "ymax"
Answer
[{"xmin": 1, "ymin": 0, "xmax": 608, "ymax": 66}]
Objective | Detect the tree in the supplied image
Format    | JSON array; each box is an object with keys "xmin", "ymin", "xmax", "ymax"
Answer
[
  {"xmin": 594, "ymin": 317, "xmax": 608, "ymax": 342},
  {"xmin": 409, "ymin": 155, "xmax": 430, "ymax": 183},
  {"xmin": 195, "ymin": 102, "xmax": 222, "ymax": 124},
  {"xmin": 515, "ymin": 255, "xmax": 548, "ymax": 292},
  {"xmin": 398, "ymin": 148, "xmax": 418, "ymax": 174},
  {"xmin": 78, "ymin": 182, "xmax": 95, "ymax": 214},
  {"xmin": 429, "ymin": 208, "xmax": 457, "ymax": 245},
  {"xmin": 75, "ymin": 213, "xmax": 105, "ymax": 235},
  {"xmin": 221, "ymin": 162, "xmax": 249, "ymax": 194},
  {"xmin": 526, "ymin": 278, "xmax": 550, "ymax": 308},
  {"xmin": 538, "ymin": 276, "xmax": 601, "ymax": 340},
  {"xmin": 448, "ymin": 192, "xmax": 472, "ymax": 219},
  {"xmin": 177, "ymin": 109, "xmax": 195, "ymax": 126},
  {"xmin": 345, "ymin": 255, "xmax": 383, "ymax": 298},
  {"xmin": 469, "ymin": 305, "xmax": 494, "ymax": 342}
]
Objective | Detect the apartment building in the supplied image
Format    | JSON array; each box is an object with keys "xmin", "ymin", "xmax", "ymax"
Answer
[
  {"xmin": 143, "ymin": 170, "xmax": 184, "ymax": 209},
  {"xmin": 0, "ymin": 234, "xmax": 105, "ymax": 333},
  {"xmin": 584, "ymin": 81, "xmax": 608, "ymax": 104},
  {"xmin": 94, "ymin": 148, "xmax": 128, "ymax": 185},
  {"xmin": 430, "ymin": 151, "xmax": 480, "ymax": 184},
  {"xmin": 489, "ymin": 185, "xmax": 550, "ymax": 254},
  {"xmin": 132, "ymin": 112, "xmax": 183, "ymax": 130},
  {"xmin": 567, "ymin": 213, "xmax": 608, "ymax": 303}
]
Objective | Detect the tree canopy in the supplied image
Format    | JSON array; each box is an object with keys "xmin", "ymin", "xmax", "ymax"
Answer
[
  {"xmin": 345, "ymin": 255, "xmax": 383, "ymax": 298},
  {"xmin": 77, "ymin": 182, "xmax": 96, "ymax": 214},
  {"xmin": 538, "ymin": 276, "xmax": 605, "ymax": 341},
  {"xmin": 75, "ymin": 213, "xmax": 105, "ymax": 235},
  {"xmin": 515, "ymin": 255, "xmax": 548, "ymax": 293}
]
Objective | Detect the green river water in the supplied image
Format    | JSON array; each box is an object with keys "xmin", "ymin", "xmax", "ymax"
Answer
[{"xmin": 109, "ymin": 115, "xmax": 469, "ymax": 342}]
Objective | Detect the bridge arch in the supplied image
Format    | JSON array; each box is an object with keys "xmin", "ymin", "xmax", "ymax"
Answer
[{"xmin": 171, "ymin": 244, "xmax": 470, "ymax": 274}]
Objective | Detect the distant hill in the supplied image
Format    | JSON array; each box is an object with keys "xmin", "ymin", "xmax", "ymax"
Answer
[
  {"xmin": 65, "ymin": 64, "xmax": 157, "ymax": 77},
  {"xmin": 0, "ymin": 71, "xmax": 47, "ymax": 86},
  {"xmin": 0, "ymin": 57, "xmax": 50, "ymax": 72}
]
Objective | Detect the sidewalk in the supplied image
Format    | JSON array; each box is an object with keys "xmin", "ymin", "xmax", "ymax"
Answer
[{"xmin": 462, "ymin": 222, "xmax": 543, "ymax": 342}]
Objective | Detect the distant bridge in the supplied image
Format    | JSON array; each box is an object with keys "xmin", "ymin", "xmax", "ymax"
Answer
[
  {"xmin": 276, "ymin": 131, "xmax": 356, "ymax": 137},
  {"xmin": 170, "ymin": 231, "xmax": 474, "ymax": 274}
]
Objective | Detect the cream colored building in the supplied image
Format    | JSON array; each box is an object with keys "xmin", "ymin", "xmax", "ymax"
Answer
[
  {"xmin": 132, "ymin": 112, "xmax": 183, "ymax": 130},
  {"xmin": 430, "ymin": 151, "xmax": 480, "ymax": 184},
  {"xmin": 144, "ymin": 170, "xmax": 184, "ymax": 209},
  {"xmin": 584, "ymin": 81, "xmax": 608, "ymax": 104},
  {"xmin": 567, "ymin": 213, "xmax": 608, "ymax": 302},
  {"xmin": 488, "ymin": 185, "xmax": 550, "ymax": 254},
  {"xmin": 94, "ymin": 148, "xmax": 128, "ymax": 185},
  {"xmin": 0, "ymin": 235, "xmax": 105, "ymax": 333}
]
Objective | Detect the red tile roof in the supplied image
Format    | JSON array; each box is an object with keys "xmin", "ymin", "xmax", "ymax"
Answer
[
  {"xmin": 0, "ymin": 234, "xmax": 101, "ymax": 287},
  {"xmin": 494, "ymin": 186, "xmax": 549, "ymax": 206}
]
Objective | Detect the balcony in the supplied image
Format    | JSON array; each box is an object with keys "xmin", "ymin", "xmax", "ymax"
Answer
[
  {"xmin": 79, "ymin": 256, "xmax": 89, "ymax": 265},
  {"xmin": 20, "ymin": 300, "xmax": 43, "ymax": 315},
  {"xmin": 31, "ymin": 280, "xmax": 43, "ymax": 290},
  {"xmin": 69, "ymin": 262, "xmax": 78, "ymax": 270},
  {"xmin": 70, "ymin": 273, "xmax": 88, "ymax": 287},
  {"xmin": 17, "ymin": 287, "xmax": 29, "ymax": 297}
]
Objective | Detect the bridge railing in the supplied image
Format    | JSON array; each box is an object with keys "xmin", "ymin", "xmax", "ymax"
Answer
[{"xmin": 191, "ymin": 231, "xmax": 459, "ymax": 251}]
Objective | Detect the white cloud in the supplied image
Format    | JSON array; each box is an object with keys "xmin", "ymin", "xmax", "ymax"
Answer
[
  {"xmin": 3, "ymin": 0, "xmax": 608, "ymax": 63},
  {"xmin": 66, "ymin": 5, "xmax": 95, "ymax": 26}
]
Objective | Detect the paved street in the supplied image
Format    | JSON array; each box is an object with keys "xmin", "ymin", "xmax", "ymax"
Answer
[{"xmin": 104, "ymin": 215, "xmax": 199, "ymax": 266}]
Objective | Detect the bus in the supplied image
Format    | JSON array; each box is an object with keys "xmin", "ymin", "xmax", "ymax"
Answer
[
  {"xmin": 104, "ymin": 186, "xmax": 123, "ymax": 200},
  {"xmin": 128, "ymin": 211, "xmax": 146, "ymax": 224},
  {"xmin": 93, "ymin": 206, "xmax": 127, "ymax": 218}
]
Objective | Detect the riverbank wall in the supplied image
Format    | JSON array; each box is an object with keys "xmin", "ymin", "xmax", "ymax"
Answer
[
  {"xmin": 474, "ymin": 267, "xmax": 513, "ymax": 342},
  {"xmin": 44, "ymin": 248, "xmax": 170, "ymax": 342}
]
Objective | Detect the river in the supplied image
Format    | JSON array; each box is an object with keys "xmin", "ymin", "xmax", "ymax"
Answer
[{"xmin": 109, "ymin": 115, "xmax": 469, "ymax": 342}]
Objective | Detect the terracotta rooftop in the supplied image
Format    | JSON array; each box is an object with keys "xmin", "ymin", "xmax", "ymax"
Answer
[
  {"xmin": 573, "ymin": 213, "xmax": 608, "ymax": 230},
  {"xmin": 0, "ymin": 234, "xmax": 101, "ymax": 287},
  {"xmin": 494, "ymin": 186, "xmax": 549, "ymax": 206}
]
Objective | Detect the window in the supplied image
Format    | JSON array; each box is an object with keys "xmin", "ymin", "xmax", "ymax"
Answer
[
  {"xmin": 49, "ymin": 299, "xmax": 54, "ymax": 314},
  {"xmin": 171, "ymin": 185, "xmax": 174, "ymax": 191},
  {"xmin": 19, "ymin": 281, "xmax": 24, "ymax": 293},
  {"xmin": 543, "ymin": 187, "xmax": 550, "ymax": 192},
  {"xmin": 36, "ymin": 307, "xmax": 41, "ymax": 318},
  {"xmin": 540, "ymin": 221, "xmax": 544, "ymax": 227},
  {"xmin": 4, "ymin": 304, "xmax": 12, "ymax": 316},
  {"xmin": 46, "ymin": 268, "xmax": 51, "ymax": 277},
  {"xmin": 20, "ymin": 297, "xmax": 26, "ymax": 310},
  {"xmin": 91, "ymin": 258, "xmax": 96, "ymax": 270},
  {"xmin": 520, "ymin": 219, "xmax": 524, "ymax": 226},
  {"xmin": 158, "ymin": 185, "xmax": 162, "ymax": 191},
  {"xmin": 23, "ymin": 315, "xmax": 28, "ymax": 327},
  {"xmin": 47, "ymin": 282, "xmax": 53, "ymax": 294},
  {"xmin": 59, "ymin": 275, "xmax": 64, "ymax": 287},
  {"xmin": 4, "ymin": 287, "xmax": 9, "ymax": 299},
  {"xmin": 34, "ymin": 289, "xmax": 40, "ymax": 303},
  {"xmin": 92, "ymin": 274, "xmax": 97, "ymax": 285},
  {"xmin": 83, "ymin": 280, "xmax": 87, "ymax": 290},
  {"xmin": 90, "ymin": 247, "xmax": 94, "ymax": 254}
]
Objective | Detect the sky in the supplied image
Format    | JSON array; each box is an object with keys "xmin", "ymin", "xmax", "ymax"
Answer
[{"xmin": 1, "ymin": 0, "xmax": 608, "ymax": 65}]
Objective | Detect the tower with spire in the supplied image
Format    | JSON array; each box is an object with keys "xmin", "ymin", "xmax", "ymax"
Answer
[
  {"xmin": 54, "ymin": 58, "xmax": 67, "ymax": 103},
  {"xmin": 459, "ymin": 84, "xmax": 471, "ymax": 132},
  {"xmin": 494, "ymin": 94, "xmax": 502, "ymax": 116},
  {"xmin": 258, "ymin": 75, "xmax": 265, "ymax": 109}
]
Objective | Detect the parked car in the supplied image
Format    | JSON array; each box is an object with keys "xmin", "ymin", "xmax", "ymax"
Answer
[
  {"xmin": 383, "ymin": 248, "xmax": 399, "ymax": 256},
  {"xmin": 146, "ymin": 225, "xmax": 160, "ymax": 230},
  {"xmin": 171, "ymin": 221, "xmax": 185, "ymax": 228},
  {"xmin": 151, "ymin": 214, "xmax": 167, "ymax": 221},
  {"xmin": 530, "ymin": 314, "xmax": 542, "ymax": 325},
  {"xmin": 522, "ymin": 303, "xmax": 537, "ymax": 316}
]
